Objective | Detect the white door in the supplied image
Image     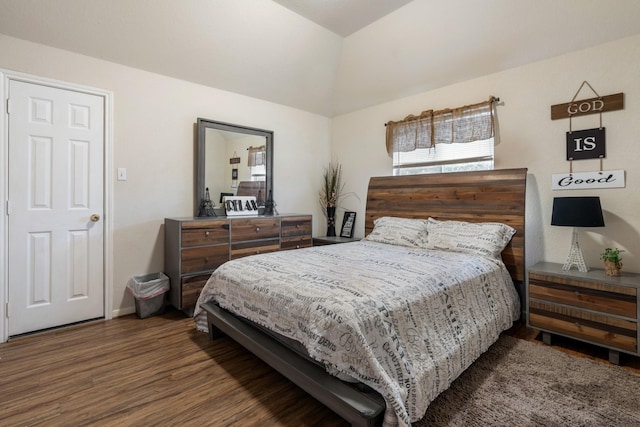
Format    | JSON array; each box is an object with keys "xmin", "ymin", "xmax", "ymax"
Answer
[{"xmin": 8, "ymin": 80, "xmax": 104, "ymax": 336}]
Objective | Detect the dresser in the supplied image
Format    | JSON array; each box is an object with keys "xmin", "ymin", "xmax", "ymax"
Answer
[
  {"xmin": 527, "ymin": 261, "xmax": 639, "ymax": 364},
  {"xmin": 165, "ymin": 214, "xmax": 312, "ymax": 313}
]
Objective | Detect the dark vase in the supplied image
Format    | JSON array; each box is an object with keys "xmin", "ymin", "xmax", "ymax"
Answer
[{"xmin": 326, "ymin": 206, "xmax": 336, "ymax": 236}]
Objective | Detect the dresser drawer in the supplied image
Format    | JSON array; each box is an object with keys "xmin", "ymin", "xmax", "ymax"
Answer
[
  {"xmin": 231, "ymin": 238, "xmax": 280, "ymax": 258},
  {"xmin": 529, "ymin": 272, "xmax": 637, "ymax": 318},
  {"xmin": 529, "ymin": 299, "xmax": 637, "ymax": 353},
  {"xmin": 281, "ymin": 216, "xmax": 312, "ymax": 238},
  {"xmin": 181, "ymin": 221, "xmax": 229, "ymax": 247},
  {"xmin": 181, "ymin": 245, "xmax": 229, "ymax": 273},
  {"xmin": 181, "ymin": 274, "xmax": 211, "ymax": 308},
  {"xmin": 231, "ymin": 218, "xmax": 280, "ymax": 242},
  {"xmin": 281, "ymin": 236, "xmax": 312, "ymax": 251}
]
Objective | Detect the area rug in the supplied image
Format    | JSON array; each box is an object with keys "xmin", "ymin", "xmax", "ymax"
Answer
[{"xmin": 415, "ymin": 335, "xmax": 639, "ymax": 426}]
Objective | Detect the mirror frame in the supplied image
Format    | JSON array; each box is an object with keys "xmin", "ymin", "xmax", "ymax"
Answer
[{"xmin": 196, "ymin": 118, "xmax": 274, "ymax": 216}]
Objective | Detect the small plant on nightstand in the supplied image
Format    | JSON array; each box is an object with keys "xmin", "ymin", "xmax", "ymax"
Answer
[{"xmin": 600, "ymin": 247, "xmax": 624, "ymax": 276}]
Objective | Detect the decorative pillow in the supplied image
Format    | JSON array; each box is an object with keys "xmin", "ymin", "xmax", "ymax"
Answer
[
  {"xmin": 425, "ymin": 218, "xmax": 516, "ymax": 258},
  {"xmin": 365, "ymin": 216, "xmax": 429, "ymax": 248}
]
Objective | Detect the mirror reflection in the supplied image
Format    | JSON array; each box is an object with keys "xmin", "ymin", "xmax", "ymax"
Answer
[
  {"xmin": 205, "ymin": 128, "xmax": 266, "ymax": 203},
  {"xmin": 196, "ymin": 119, "xmax": 273, "ymax": 216}
]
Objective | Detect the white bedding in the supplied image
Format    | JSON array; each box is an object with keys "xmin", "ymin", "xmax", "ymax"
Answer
[{"xmin": 194, "ymin": 240, "xmax": 520, "ymax": 426}]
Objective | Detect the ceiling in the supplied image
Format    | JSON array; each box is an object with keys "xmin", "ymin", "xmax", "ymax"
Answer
[
  {"xmin": 1, "ymin": 0, "xmax": 640, "ymax": 117},
  {"xmin": 272, "ymin": 0, "xmax": 414, "ymax": 36}
]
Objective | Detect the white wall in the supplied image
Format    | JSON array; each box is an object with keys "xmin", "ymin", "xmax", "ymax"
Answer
[
  {"xmin": 0, "ymin": 35, "xmax": 331, "ymax": 315},
  {"xmin": 3, "ymin": 31, "xmax": 639, "ymax": 318},
  {"xmin": 332, "ymin": 34, "xmax": 640, "ymax": 272}
]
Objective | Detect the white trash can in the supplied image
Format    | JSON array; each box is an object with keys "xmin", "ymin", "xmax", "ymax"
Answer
[{"xmin": 126, "ymin": 272, "xmax": 170, "ymax": 318}]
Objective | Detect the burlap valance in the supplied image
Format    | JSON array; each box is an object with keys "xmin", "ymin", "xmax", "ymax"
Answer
[
  {"xmin": 385, "ymin": 97, "xmax": 497, "ymax": 156},
  {"xmin": 247, "ymin": 145, "xmax": 266, "ymax": 167}
]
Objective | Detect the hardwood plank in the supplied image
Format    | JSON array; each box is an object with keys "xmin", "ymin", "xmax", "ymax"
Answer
[
  {"xmin": 0, "ymin": 310, "xmax": 349, "ymax": 426},
  {"xmin": 1, "ymin": 310, "xmax": 637, "ymax": 426}
]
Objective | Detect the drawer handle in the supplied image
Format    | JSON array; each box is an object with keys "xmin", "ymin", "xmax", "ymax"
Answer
[
  {"xmin": 296, "ymin": 225, "xmax": 300, "ymax": 229},
  {"xmin": 296, "ymin": 245, "xmax": 300, "ymax": 249},
  {"xmin": 205, "ymin": 231, "xmax": 210, "ymax": 237},
  {"xmin": 256, "ymin": 227, "xmax": 260, "ymax": 232},
  {"xmin": 256, "ymin": 250, "xmax": 261, "ymax": 254},
  {"xmin": 575, "ymin": 291, "xmax": 581, "ymax": 297},
  {"xmin": 204, "ymin": 257, "xmax": 209, "ymax": 263},
  {"xmin": 575, "ymin": 321, "xmax": 581, "ymax": 328}
]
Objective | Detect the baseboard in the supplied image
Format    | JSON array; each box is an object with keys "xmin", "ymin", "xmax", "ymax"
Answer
[{"xmin": 112, "ymin": 306, "xmax": 136, "ymax": 317}]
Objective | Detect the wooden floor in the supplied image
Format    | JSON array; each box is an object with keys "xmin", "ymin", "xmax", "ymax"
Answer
[{"xmin": 1, "ymin": 309, "xmax": 638, "ymax": 427}]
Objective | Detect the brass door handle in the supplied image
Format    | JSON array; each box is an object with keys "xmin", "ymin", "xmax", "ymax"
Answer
[{"xmin": 90, "ymin": 214, "xmax": 101, "ymax": 222}]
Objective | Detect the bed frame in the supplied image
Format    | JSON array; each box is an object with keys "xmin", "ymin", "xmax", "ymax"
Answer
[{"xmin": 201, "ymin": 168, "xmax": 527, "ymax": 426}]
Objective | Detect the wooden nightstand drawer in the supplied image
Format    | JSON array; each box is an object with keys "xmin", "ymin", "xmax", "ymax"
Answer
[
  {"xmin": 529, "ymin": 273, "xmax": 637, "ymax": 318},
  {"xmin": 529, "ymin": 299, "xmax": 637, "ymax": 353},
  {"xmin": 181, "ymin": 245, "xmax": 229, "ymax": 273},
  {"xmin": 231, "ymin": 218, "xmax": 280, "ymax": 242},
  {"xmin": 281, "ymin": 216, "xmax": 312, "ymax": 237}
]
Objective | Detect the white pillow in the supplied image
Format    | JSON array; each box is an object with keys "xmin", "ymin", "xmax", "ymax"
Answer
[
  {"xmin": 425, "ymin": 218, "xmax": 515, "ymax": 258},
  {"xmin": 365, "ymin": 216, "xmax": 429, "ymax": 248}
]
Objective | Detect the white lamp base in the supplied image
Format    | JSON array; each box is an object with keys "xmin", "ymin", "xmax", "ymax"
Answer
[{"xmin": 562, "ymin": 227, "xmax": 588, "ymax": 273}]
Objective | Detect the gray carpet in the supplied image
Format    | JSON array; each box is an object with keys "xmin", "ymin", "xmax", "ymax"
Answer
[{"xmin": 416, "ymin": 335, "xmax": 640, "ymax": 426}]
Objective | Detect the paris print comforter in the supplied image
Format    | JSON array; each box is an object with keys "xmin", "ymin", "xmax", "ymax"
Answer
[{"xmin": 194, "ymin": 240, "xmax": 520, "ymax": 426}]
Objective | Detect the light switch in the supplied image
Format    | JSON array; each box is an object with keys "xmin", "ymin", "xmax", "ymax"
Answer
[{"xmin": 117, "ymin": 168, "xmax": 127, "ymax": 181}]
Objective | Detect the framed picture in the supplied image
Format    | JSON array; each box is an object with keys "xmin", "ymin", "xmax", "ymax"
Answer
[
  {"xmin": 219, "ymin": 192, "xmax": 234, "ymax": 203},
  {"xmin": 340, "ymin": 211, "xmax": 356, "ymax": 238}
]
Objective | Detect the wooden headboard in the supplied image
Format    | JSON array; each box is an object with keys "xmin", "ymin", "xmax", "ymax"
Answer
[{"xmin": 365, "ymin": 168, "xmax": 527, "ymax": 283}]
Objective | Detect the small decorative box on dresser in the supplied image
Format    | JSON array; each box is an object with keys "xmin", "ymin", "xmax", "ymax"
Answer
[
  {"xmin": 165, "ymin": 214, "xmax": 312, "ymax": 314},
  {"xmin": 527, "ymin": 261, "xmax": 639, "ymax": 365}
]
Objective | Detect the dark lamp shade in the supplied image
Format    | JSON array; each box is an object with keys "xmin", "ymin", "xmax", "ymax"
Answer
[{"xmin": 551, "ymin": 197, "xmax": 605, "ymax": 227}]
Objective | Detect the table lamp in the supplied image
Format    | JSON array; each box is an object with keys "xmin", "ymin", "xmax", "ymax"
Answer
[{"xmin": 551, "ymin": 196, "xmax": 605, "ymax": 272}]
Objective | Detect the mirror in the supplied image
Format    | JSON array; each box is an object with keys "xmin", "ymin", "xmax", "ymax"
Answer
[{"xmin": 196, "ymin": 118, "xmax": 273, "ymax": 216}]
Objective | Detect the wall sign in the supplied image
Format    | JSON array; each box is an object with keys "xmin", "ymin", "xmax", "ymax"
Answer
[
  {"xmin": 230, "ymin": 152, "xmax": 240, "ymax": 188},
  {"xmin": 566, "ymin": 127, "xmax": 605, "ymax": 160},
  {"xmin": 552, "ymin": 170, "xmax": 625, "ymax": 190},
  {"xmin": 223, "ymin": 196, "xmax": 259, "ymax": 216},
  {"xmin": 551, "ymin": 92, "xmax": 624, "ymax": 120}
]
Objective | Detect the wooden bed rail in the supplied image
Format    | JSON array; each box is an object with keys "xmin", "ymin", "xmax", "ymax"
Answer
[{"xmin": 202, "ymin": 302, "xmax": 385, "ymax": 427}]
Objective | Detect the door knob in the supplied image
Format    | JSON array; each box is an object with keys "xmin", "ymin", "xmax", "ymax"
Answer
[{"xmin": 90, "ymin": 214, "xmax": 101, "ymax": 222}]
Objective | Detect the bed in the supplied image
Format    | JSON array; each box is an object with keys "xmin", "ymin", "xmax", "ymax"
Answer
[{"xmin": 194, "ymin": 168, "xmax": 527, "ymax": 427}]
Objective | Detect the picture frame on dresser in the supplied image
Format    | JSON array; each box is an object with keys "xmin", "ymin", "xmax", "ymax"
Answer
[{"xmin": 340, "ymin": 211, "xmax": 356, "ymax": 238}]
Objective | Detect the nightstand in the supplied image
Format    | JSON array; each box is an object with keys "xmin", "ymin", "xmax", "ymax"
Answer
[
  {"xmin": 527, "ymin": 261, "xmax": 639, "ymax": 365},
  {"xmin": 313, "ymin": 236, "xmax": 358, "ymax": 246}
]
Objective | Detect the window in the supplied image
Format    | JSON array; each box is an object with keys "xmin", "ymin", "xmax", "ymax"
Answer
[
  {"xmin": 247, "ymin": 145, "xmax": 266, "ymax": 181},
  {"xmin": 250, "ymin": 164, "xmax": 266, "ymax": 181},
  {"xmin": 386, "ymin": 97, "xmax": 497, "ymax": 175},
  {"xmin": 393, "ymin": 137, "xmax": 494, "ymax": 175}
]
